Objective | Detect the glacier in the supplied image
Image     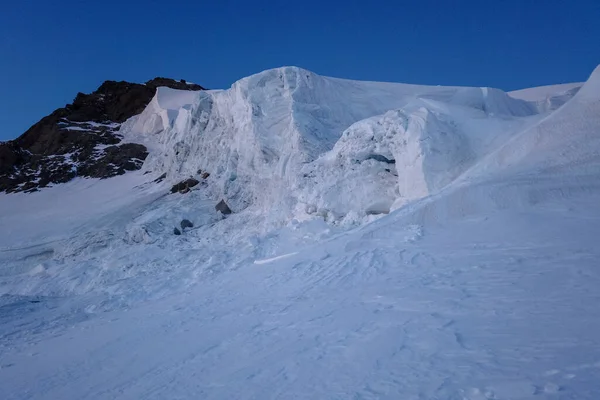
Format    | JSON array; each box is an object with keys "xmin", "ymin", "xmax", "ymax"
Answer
[{"xmin": 1, "ymin": 65, "xmax": 600, "ymax": 399}]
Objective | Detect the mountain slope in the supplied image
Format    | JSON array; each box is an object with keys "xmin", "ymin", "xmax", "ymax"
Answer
[
  {"xmin": 1, "ymin": 66, "xmax": 599, "ymax": 399},
  {"xmin": 0, "ymin": 78, "xmax": 203, "ymax": 193}
]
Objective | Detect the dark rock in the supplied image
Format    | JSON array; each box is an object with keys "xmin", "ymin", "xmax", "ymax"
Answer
[
  {"xmin": 173, "ymin": 227, "xmax": 182, "ymax": 235},
  {"xmin": 215, "ymin": 199, "xmax": 232, "ymax": 215},
  {"xmin": 201, "ymin": 172, "xmax": 210, "ymax": 179},
  {"xmin": 1, "ymin": 76, "xmax": 205, "ymax": 193},
  {"xmin": 367, "ymin": 154, "xmax": 396, "ymax": 164},
  {"xmin": 154, "ymin": 172, "xmax": 167, "ymax": 183},
  {"xmin": 186, "ymin": 178, "xmax": 199, "ymax": 188},
  {"xmin": 0, "ymin": 141, "xmax": 26, "ymax": 175},
  {"xmin": 170, "ymin": 178, "xmax": 200, "ymax": 194},
  {"xmin": 180, "ymin": 219, "xmax": 194, "ymax": 230},
  {"xmin": 171, "ymin": 182, "xmax": 182, "ymax": 193},
  {"xmin": 145, "ymin": 77, "xmax": 205, "ymax": 92},
  {"xmin": 77, "ymin": 143, "xmax": 148, "ymax": 179},
  {"xmin": 21, "ymin": 182, "xmax": 37, "ymax": 192}
]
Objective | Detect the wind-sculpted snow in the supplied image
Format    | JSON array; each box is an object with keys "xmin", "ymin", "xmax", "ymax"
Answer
[
  {"xmin": 296, "ymin": 107, "xmax": 469, "ymax": 219},
  {"xmin": 422, "ymin": 86, "xmax": 538, "ymax": 116},
  {"xmin": 510, "ymin": 82, "xmax": 582, "ymax": 111},
  {"xmin": 465, "ymin": 64, "xmax": 600, "ymax": 179},
  {"xmin": 123, "ymin": 66, "xmax": 543, "ymax": 225},
  {"xmin": 2, "ymin": 65, "xmax": 600, "ymax": 399}
]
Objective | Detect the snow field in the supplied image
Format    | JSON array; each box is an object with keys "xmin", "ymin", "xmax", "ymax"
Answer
[{"xmin": 1, "ymin": 65, "xmax": 600, "ymax": 398}]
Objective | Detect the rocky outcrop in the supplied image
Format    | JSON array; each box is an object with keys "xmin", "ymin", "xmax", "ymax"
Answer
[
  {"xmin": 366, "ymin": 154, "xmax": 396, "ymax": 164},
  {"xmin": 0, "ymin": 78, "xmax": 204, "ymax": 193},
  {"xmin": 180, "ymin": 219, "xmax": 194, "ymax": 230},
  {"xmin": 216, "ymin": 200, "xmax": 232, "ymax": 215},
  {"xmin": 170, "ymin": 178, "xmax": 200, "ymax": 194}
]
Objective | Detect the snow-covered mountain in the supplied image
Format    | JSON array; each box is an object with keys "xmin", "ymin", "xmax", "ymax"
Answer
[
  {"xmin": 0, "ymin": 78, "xmax": 203, "ymax": 193},
  {"xmin": 1, "ymin": 65, "xmax": 600, "ymax": 399}
]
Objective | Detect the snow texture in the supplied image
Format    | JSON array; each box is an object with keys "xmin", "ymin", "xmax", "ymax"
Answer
[{"xmin": 1, "ymin": 65, "xmax": 600, "ymax": 399}]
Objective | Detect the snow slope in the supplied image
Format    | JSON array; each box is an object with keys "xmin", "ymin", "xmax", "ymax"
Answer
[
  {"xmin": 510, "ymin": 82, "xmax": 582, "ymax": 112},
  {"xmin": 1, "ymin": 65, "xmax": 600, "ymax": 399},
  {"xmin": 509, "ymin": 82, "xmax": 582, "ymax": 101},
  {"xmin": 467, "ymin": 65, "xmax": 600, "ymax": 179}
]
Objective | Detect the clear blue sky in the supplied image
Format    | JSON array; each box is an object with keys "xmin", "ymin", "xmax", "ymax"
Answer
[{"xmin": 1, "ymin": 0, "xmax": 599, "ymax": 141}]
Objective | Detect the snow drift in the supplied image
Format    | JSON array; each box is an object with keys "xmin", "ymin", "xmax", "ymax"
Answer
[
  {"xmin": 2, "ymin": 64, "xmax": 600, "ymax": 400},
  {"xmin": 468, "ymin": 64, "xmax": 600, "ymax": 179},
  {"xmin": 121, "ymin": 66, "xmax": 546, "ymax": 226}
]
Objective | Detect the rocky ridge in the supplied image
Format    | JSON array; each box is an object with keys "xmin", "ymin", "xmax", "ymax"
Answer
[{"xmin": 0, "ymin": 78, "xmax": 204, "ymax": 193}]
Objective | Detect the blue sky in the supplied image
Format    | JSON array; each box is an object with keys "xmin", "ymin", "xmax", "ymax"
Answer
[{"xmin": 1, "ymin": 0, "xmax": 599, "ymax": 140}]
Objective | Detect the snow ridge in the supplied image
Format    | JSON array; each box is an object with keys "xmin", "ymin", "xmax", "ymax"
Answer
[{"xmin": 123, "ymin": 66, "xmax": 543, "ymax": 226}]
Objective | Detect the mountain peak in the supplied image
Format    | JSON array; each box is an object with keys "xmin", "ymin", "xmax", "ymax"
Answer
[
  {"xmin": 144, "ymin": 77, "xmax": 205, "ymax": 91},
  {"xmin": 0, "ymin": 77, "xmax": 204, "ymax": 193}
]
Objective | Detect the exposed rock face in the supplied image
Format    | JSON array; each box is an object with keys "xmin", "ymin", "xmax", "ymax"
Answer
[
  {"xmin": 170, "ymin": 178, "xmax": 200, "ymax": 194},
  {"xmin": 0, "ymin": 78, "xmax": 204, "ymax": 193},
  {"xmin": 367, "ymin": 154, "xmax": 396, "ymax": 164},
  {"xmin": 215, "ymin": 199, "xmax": 232, "ymax": 215},
  {"xmin": 180, "ymin": 219, "xmax": 194, "ymax": 230}
]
